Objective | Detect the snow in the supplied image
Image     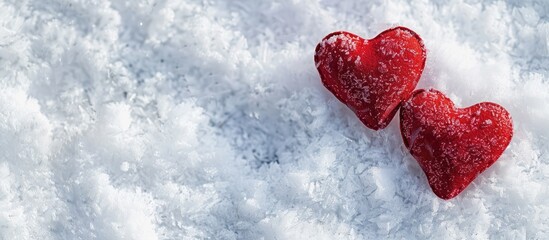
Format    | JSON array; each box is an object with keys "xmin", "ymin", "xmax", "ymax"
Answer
[{"xmin": 0, "ymin": 0, "xmax": 548, "ymax": 239}]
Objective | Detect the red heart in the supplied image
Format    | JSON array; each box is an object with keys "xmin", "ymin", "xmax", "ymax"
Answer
[
  {"xmin": 400, "ymin": 89, "xmax": 513, "ymax": 199},
  {"xmin": 314, "ymin": 27, "xmax": 426, "ymax": 130}
]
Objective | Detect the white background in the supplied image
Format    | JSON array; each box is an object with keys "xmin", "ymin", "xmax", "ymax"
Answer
[{"xmin": 0, "ymin": 0, "xmax": 547, "ymax": 239}]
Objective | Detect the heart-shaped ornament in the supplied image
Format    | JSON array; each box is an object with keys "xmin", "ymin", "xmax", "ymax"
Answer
[
  {"xmin": 400, "ymin": 89, "xmax": 513, "ymax": 199},
  {"xmin": 314, "ymin": 27, "xmax": 426, "ymax": 130}
]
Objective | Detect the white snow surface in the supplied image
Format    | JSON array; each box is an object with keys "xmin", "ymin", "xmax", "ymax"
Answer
[{"xmin": 0, "ymin": 0, "xmax": 548, "ymax": 239}]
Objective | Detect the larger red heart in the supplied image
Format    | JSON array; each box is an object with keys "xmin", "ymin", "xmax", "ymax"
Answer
[
  {"xmin": 314, "ymin": 27, "xmax": 426, "ymax": 130},
  {"xmin": 400, "ymin": 89, "xmax": 513, "ymax": 199}
]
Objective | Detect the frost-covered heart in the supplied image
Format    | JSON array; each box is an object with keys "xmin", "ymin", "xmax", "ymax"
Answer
[
  {"xmin": 400, "ymin": 89, "xmax": 513, "ymax": 200},
  {"xmin": 314, "ymin": 27, "xmax": 426, "ymax": 130}
]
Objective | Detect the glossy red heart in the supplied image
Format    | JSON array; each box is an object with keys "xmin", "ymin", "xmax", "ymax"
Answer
[
  {"xmin": 314, "ymin": 27, "xmax": 426, "ymax": 130},
  {"xmin": 400, "ymin": 89, "xmax": 513, "ymax": 199}
]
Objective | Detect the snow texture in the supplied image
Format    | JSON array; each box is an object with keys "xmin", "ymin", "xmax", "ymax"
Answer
[{"xmin": 0, "ymin": 0, "xmax": 548, "ymax": 239}]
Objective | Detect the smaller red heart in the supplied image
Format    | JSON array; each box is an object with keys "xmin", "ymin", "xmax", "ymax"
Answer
[
  {"xmin": 400, "ymin": 89, "xmax": 513, "ymax": 199},
  {"xmin": 314, "ymin": 27, "xmax": 426, "ymax": 130}
]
